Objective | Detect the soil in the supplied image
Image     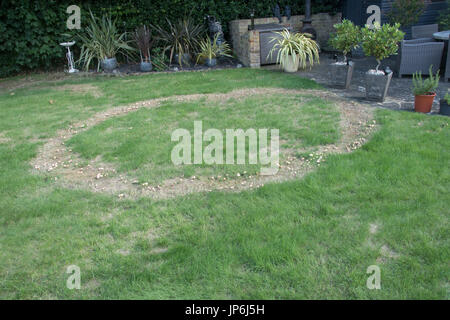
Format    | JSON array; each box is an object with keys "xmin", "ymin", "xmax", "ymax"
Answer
[
  {"xmin": 54, "ymin": 84, "xmax": 104, "ymax": 98},
  {"xmin": 0, "ymin": 132, "xmax": 11, "ymax": 144},
  {"xmin": 30, "ymin": 88, "xmax": 377, "ymax": 200},
  {"xmin": 114, "ymin": 56, "xmax": 242, "ymax": 75}
]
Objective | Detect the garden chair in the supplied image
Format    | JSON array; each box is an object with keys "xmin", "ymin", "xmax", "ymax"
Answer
[
  {"xmin": 396, "ymin": 38, "xmax": 444, "ymax": 78},
  {"xmin": 411, "ymin": 24, "xmax": 439, "ymax": 41}
]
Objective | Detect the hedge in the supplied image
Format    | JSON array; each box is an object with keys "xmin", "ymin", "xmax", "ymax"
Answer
[{"xmin": 0, "ymin": 0, "xmax": 343, "ymax": 77}]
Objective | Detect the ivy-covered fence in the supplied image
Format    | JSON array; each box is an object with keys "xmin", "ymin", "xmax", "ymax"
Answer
[{"xmin": 0, "ymin": 0, "xmax": 342, "ymax": 77}]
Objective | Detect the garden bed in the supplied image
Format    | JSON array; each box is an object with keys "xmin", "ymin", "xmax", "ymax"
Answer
[{"xmin": 114, "ymin": 56, "xmax": 242, "ymax": 74}]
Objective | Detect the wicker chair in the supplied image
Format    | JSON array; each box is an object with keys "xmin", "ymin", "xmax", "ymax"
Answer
[
  {"xmin": 396, "ymin": 39, "xmax": 444, "ymax": 78},
  {"xmin": 411, "ymin": 24, "xmax": 439, "ymax": 41}
]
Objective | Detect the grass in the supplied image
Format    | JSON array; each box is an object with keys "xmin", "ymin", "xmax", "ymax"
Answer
[
  {"xmin": 0, "ymin": 69, "xmax": 448, "ymax": 299},
  {"xmin": 67, "ymin": 94, "xmax": 339, "ymax": 184}
]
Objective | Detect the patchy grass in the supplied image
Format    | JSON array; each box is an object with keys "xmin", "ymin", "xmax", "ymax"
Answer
[
  {"xmin": 0, "ymin": 69, "xmax": 448, "ymax": 299},
  {"xmin": 67, "ymin": 93, "xmax": 339, "ymax": 184}
]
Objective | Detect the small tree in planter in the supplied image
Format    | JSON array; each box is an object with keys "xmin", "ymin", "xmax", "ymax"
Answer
[
  {"xmin": 412, "ymin": 66, "xmax": 440, "ymax": 113},
  {"xmin": 440, "ymin": 92, "xmax": 450, "ymax": 116},
  {"xmin": 361, "ymin": 22, "xmax": 405, "ymax": 101},
  {"xmin": 328, "ymin": 19, "xmax": 362, "ymax": 89}
]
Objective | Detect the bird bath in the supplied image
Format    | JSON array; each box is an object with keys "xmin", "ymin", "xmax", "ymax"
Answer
[{"xmin": 60, "ymin": 41, "xmax": 78, "ymax": 73}]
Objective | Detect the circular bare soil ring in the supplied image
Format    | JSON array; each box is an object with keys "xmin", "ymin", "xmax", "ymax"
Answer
[{"xmin": 31, "ymin": 88, "xmax": 377, "ymax": 199}]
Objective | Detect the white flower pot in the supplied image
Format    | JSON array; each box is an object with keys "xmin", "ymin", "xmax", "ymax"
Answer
[{"xmin": 283, "ymin": 55, "xmax": 299, "ymax": 73}]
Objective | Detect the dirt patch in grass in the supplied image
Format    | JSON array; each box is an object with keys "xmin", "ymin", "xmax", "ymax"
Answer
[
  {"xmin": 0, "ymin": 73, "xmax": 68, "ymax": 93},
  {"xmin": 0, "ymin": 132, "xmax": 11, "ymax": 144},
  {"xmin": 55, "ymin": 84, "xmax": 103, "ymax": 98},
  {"xmin": 30, "ymin": 88, "xmax": 376, "ymax": 200},
  {"xmin": 366, "ymin": 222, "xmax": 400, "ymax": 264}
]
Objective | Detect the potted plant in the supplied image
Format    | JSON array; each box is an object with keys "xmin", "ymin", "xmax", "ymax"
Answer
[
  {"xmin": 78, "ymin": 11, "xmax": 135, "ymax": 72},
  {"xmin": 440, "ymin": 92, "xmax": 450, "ymax": 116},
  {"xmin": 268, "ymin": 29, "xmax": 320, "ymax": 73},
  {"xmin": 135, "ymin": 25, "xmax": 153, "ymax": 72},
  {"xmin": 361, "ymin": 22, "xmax": 405, "ymax": 101},
  {"xmin": 412, "ymin": 66, "xmax": 440, "ymax": 113},
  {"xmin": 196, "ymin": 33, "xmax": 232, "ymax": 67},
  {"xmin": 153, "ymin": 17, "xmax": 205, "ymax": 68},
  {"xmin": 328, "ymin": 19, "xmax": 362, "ymax": 89}
]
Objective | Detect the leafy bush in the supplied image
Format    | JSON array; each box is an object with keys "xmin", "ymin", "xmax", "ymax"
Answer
[
  {"xmin": 388, "ymin": 0, "xmax": 426, "ymax": 27},
  {"xmin": 412, "ymin": 66, "xmax": 440, "ymax": 95},
  {"xmin": 328, "ymin": 19, "xmax": 361, "ymax": 62},
  {"xmin": 268, "ymin": 29, "xmax": 320, "ymax": 70},
  {"xmin": 361, "ymin": 22, "xmax": 405, "ymax": 72},
  {"xmin": 0, "ymin": 0, "xmax": 343, "ymax": 76},
  {"xmin": 77, "ymin": 11, "xmax": 135, "ymax": 71},
  {"xmin": 444, "ymin": 92, "xmax": 450, "ymax": 104},
  {"xmin": 151, "ymin": 47, "xmax": 169, "ymax": 71},
  {"xmin": 196, "ymin": 34, "xmax": 232, "ymax": 63},
  {"xmin": 438, "ymin": 0, "xmax": 450, "ymax": 30},
  {"xmin": 153, "ymin": 17, "xmax": 205, "ymax": 66}
]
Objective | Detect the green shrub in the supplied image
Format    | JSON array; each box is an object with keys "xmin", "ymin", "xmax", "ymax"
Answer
[
  {"xmin": 438, "ymin": 0, "xmax": 450, "ymax": 30},
  {"xmin": 328, "ymin": 19, "xmax": 362, "ymax": 62},
  {"xmin": 152, "ymin": 17, "xmax": 205, "ymax": 66},
  {"xmin": 412, "ymin": 66, "xmax": 440, "ymax": 96},
  {"xmin": 361, "ymin": 22, "xmax": 405, "ymax": 72},
  {"xmin": 388, "ymin": 0, "xmax": 426, "ymax": 27},
  {"xmin": 151, "ymin": 47, "xmax": 169, "ymax": 71},
  {"xmin": 0, "ymin": 0, "xmax": 343, "ymax": 76},
  {"xmin": 77, "ymin": 11, "xmax": 136, "ymax": 71},
  {"xmin": 196, "ymin": 33, "xmax": 232, "ymax": 63},
  {"xmin": 443, "ymin": 92, "xmax": 450, "ymax": 104}
]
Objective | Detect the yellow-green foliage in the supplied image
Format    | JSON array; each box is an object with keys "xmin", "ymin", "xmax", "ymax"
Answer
[
  {"xmin": 268, "ymin": 29, "xmax": 320, "ymax": 69},
  {"xmin": 196, "ymin": 34, "xmax": 232, "ymax": 62}
]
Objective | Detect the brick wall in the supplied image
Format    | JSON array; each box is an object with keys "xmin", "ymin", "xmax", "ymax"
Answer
[{"xmin": 230, "ymin": 13, "xmax": 342, "ymax": 67}]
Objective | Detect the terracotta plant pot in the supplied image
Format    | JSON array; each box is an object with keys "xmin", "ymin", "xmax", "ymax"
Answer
[{"xmin": 414, "ymin": 93, "xmax": 436, "ymax": 113}]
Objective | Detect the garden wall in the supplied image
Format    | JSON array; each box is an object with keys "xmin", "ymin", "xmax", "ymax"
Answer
[{"xmin": 230, "ymin": 13, "xmax": 342, "ymax": 67}]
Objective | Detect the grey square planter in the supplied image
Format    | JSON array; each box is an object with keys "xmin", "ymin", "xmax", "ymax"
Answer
[
  {"xmin": 440, "ymin": 99, "xmax": 450, "ymax": 116},
  {"xmin": 365, "ymin": 72, "xmax": 393, "ymax": 102},
  {"xmin": 329, "ymin": 61, "xmax": 354, "ymax": 89}
]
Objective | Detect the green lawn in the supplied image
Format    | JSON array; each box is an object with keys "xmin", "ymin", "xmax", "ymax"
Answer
[
  {"xmin": 67, "ymin": 93, "xmax": 339, "ymax": 184},
  {"xmin": 0, "ymin": 69, "xmax": 448, "ymax": 299}
]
